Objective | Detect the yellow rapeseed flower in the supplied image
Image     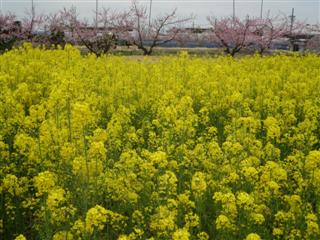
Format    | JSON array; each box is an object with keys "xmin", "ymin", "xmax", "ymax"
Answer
[{"xmin": 245, "ymin": 233, "xmax": 261, "ymax": 240}]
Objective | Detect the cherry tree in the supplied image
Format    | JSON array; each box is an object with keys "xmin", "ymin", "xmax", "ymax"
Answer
[
  {"xmin": 207, "ymin": 16, "xmax": 255, "ymax": 56},
  {"xmin": 249, "ymin": 14, "xmax": 290, "ymax": 54},
  {"xmin": 76, "ymin": 24, "xmax": 117, "ymax": 56},
  {"xmin": 55, "ymin": 7, "xmax": 119, "ymax": 56},
  {"xmin": 21, "ymin": 5, "xmax": 43, "ymax": 42},
  {"xmin": 57, "ymin": 7, "xmax": 80, "ymax": 44},
  {"xmin": 119, "ymin": 0, "xmax": 192, "ymax": 55},
  {"xmin": 0, "ymin": 8, "xmax": 43, "ymax": 52},
  {"xmin": 75, "ymin": 8, "xmax": 119, "ymax": 56},
  {"xmin": 0, "ymin": 13, "xmax": 23, "ymax": 52},
  {"xmin": 34, "ymin": 12, "xmax": 66, "ymax": 48}
]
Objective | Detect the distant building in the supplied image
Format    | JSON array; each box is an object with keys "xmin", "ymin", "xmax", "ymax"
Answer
[
  {"xmin": 307, "ymin": 35, "xmax": 320, "ymax": 52},
  {"xmin": 277, "ymin": 25, "xmax": 320, "ymax": 52}
]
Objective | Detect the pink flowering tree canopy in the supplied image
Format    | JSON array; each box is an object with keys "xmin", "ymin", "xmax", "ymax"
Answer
[
  {"xmin": 55, "ymin": 7, "xmax": 120, "ymax": 56},
  {"xmin": 207, "ymin": 16, "xmax": 255, "ymax": 56},
  {"xmin": 0, "ymin": 13, "xmax": 22, "ymax": 52},
  {"xmin": 249, "ymin": 15, "xmax": 290, "ymax": 54}
]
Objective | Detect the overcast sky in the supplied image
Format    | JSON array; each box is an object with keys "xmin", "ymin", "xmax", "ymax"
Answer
[{"xmin": 1, "ymin": 0, "xmax": 319, "ymax": 26}]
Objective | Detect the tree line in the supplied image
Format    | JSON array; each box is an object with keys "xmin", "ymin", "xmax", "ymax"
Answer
[{"xmin": 0, "ymin": 0, "xmax": 319, "ymax": 56}]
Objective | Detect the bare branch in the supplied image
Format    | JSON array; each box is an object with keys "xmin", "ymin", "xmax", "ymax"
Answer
[{"xmin": 120, "ymin": 0, "xmax": 192, "ymax": 55}]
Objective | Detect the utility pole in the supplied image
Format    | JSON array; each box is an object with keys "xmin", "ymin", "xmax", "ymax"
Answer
[
  {"xmin": 289, "ymin": 8, "xmax": 295, "ymax": 34},
  {"xmin": 96, "ymin": 0, "xmax": 98, "ymax": 29},
  {"xmin": 30, "ymin": 0, "xmax": 35, "ymax": 35},
  {"xmin": 31, "ymin": 0, "xmax": 35, "ymax": 17},
  {"xmin": 148, "ymin": 0, "xmax": 153, "ymax": 29},
  {"xmin": 289, "ymin": 8, "xmax": 296, "ymax": 51},
  {"xmin": 233, "ymin": 0, "xmax": 235, "ymax": 21},
  {"xmin": 260, "ymin": 0, "xmax": 264, "ymax": 19}
]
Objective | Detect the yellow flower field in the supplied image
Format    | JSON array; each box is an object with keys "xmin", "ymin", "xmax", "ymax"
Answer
[{"xmin": 0, "ymin": 45, "xmax": 320, "ymax": 240}]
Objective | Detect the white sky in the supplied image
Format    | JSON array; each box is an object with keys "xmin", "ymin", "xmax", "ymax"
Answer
[{"xmin": 1, "ymin": 0, "xmax": 319, "ymax": 26}]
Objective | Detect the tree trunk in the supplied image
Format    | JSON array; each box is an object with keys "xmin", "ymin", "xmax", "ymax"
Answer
[
  {"xmin": 224, "ymin": 48, "xmax": 231, "ymax": 55},
  {"xmin": 145, "ymin": 46, "xmax": 154, "ymax": 55},
  {"xmin": 259, "ymin": 48, "xmax": 265, "ymax": 55}
]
